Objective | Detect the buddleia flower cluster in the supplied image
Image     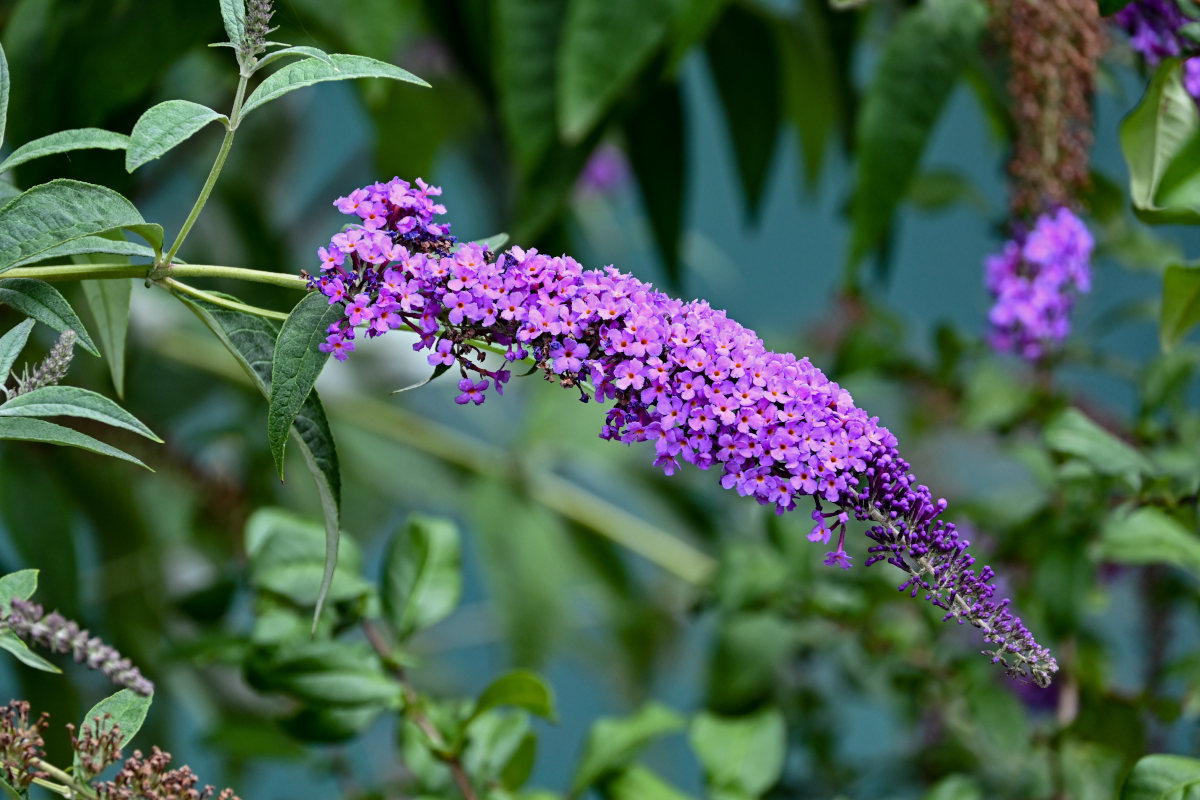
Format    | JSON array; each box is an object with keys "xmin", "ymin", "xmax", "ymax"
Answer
[
  {"xmin": 1113, "ymin": 0, "xmax": 1200, "ymax": 98},
  {"xmin": 308, "ymin": 178, "xmax": 1059, "ymax": 686},
  {"xmin": 984, "ymin": 207, "xmax": 1094, "ymax": 360}
]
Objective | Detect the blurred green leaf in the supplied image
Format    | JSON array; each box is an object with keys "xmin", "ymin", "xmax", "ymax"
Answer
[
  {"xmin": 0, "ymin": 278, "xmax": 98, "ymax": 355},
  {"xmin": 707, "ymin": 612, "xmax": 799, "ymax": 711},
  {"xmin": 0, "ymin": 386, "xmax": 160, "ymax": 440},
  {"xmin": 1098, "ymin": 0, "xmax": 1136, "ymax": 13},
  {"xmin": 705, "ymin": 4, "xmax": 781, "ymax": 220},
  {"xmin": 281, "ymin": 705, "xmax": 382, "ymax": 744},
  {"xmin": 570, "ymin": 702, "xmax": 684, "ymax": 794},
  {"xmin": 72, "ymin": 689, "xmax": 153, "ymax": 776},
  {"xmin": 0, "ymin": 568, "xmax": 36, "ymax": 615},
  {"xmin": 0, "ymin": 318, "xmax": 34, "ymax": 384},
  {"xmin": 218, "ymin": 0, "xmax": 247, "ymax": 48},
  {"xmin": 557, "ymin": 0, "xmax": 675, "ymax": 142},
  {"xmin": 246, "ymin": 640, "xmax": 401, "ymax": 707},
  {"xmin": 381, "ymin": 514, "xmax": 462, "ymax": 638},
  {"xmin": 922, "ymin": 775, "xmax": 982, "ymax": 800},
  {"xmin": 0, "ymin": 631, "xmax": 61, "ymax": 674},
  {"xmin": 0, "ymin": 180, "xmax": 163, "ymax": 271},
  {"xmin": 125, "ymin": 100, "xmax": 227, "ymax": 172},
  {"xmin": 689, "ymin": 708, "xmax": 785, "ymax": 797},
  {"xmin": 241, "ymin": 54, "xmax": 429, "ymax": 119},
  {"xmin": 848, "ymin": 0, "xmax": 986, "ymax": 272},
  {"xmin": 500, "ymin": 733, "xmax": 538, "ymax": 791},
  {"xmin": 1161, "ymin": 264, "xmax": 1200, "ymax": 351},
  {"xmin": 0, "ymin": 775, "xmax": 22, "ymax": 800},
  {"xmin": 1097, "ymin": 506, "xmax": 1200, "ymax": 577},
  {"xmin": 625, "ymin": 81, "xmax": 684, "ymax": 285},
  {"xmin": 245, "ymin": 507, "xmax": 372, "ymax": 607},
  {"xmin": 1061, "ymin": 740, "xmax": 1126, "ymax": 800},
  {"xmin": 463, "ymin": 711, "xmax": 532, "ymax": 787},
  {"xmin": 961, "ymin": 359, "xmax": 1030, "ymax": 429},
  {"xmin": 268, "ymin": 291, "xmax": 340, "ymax": 478},
  {"xmin": 492, "ymin": 0, "xmax": 567, "ymax": 171},
  {"xmin": 81, "ymin": 277, "xmax": 132, "ymax": 396},
  {"xmin": 1044, "ymin": 408, "xmax": 1155, "ymax": 487},
  {"xmin": 605, "ymin": 766, "xmax": 696, "ymax": 800},
  {"xmin": 780, "ymin": 3, "xmax": 840, "ymax": 188},
  {"xmin": 1121, "ymin": 754, "xmax": 1200, "ymax": 799},
  {"xmin": 0, "ymin": 417, "xmax": 147, "ymax": 468},
  {"xmin": 470, "ymin": 670, "xmax": 557, "ymax": 723},
  {"xmin": 1120, "ymin": 60, "xmax": 1200, "ymax": 224},
  {"xmin": 0, "ymin": 128, "xmax": 128, "ymax": 175},
  {"xmin": 906, "ymin": 169, "xmax": 988, "ymax": 212}
]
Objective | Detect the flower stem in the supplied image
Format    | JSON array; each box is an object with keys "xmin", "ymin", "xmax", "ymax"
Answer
[
  {"xmin": 160, "ymin": 277, "xmax": 289, "ymax": 321},
  {"xmin": 31, "ymin": 757, "xmax": 99, "ymax": 800},
  {"xmin": 3, "ymin": 261, "xmax": 310, "ymax": 290}
]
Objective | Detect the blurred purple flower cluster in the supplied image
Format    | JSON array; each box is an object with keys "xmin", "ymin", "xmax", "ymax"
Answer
[
  {"xmin": 1113, "ymin": 0, "xmax": 1200, "ymax": 97},
  {"xmin": 308, "ymin": 178, "xmax": 1059, "ymax": 685},
  {"xmin": 985, "ymin": 207, "xmax": 1093, "ymax": 360}
]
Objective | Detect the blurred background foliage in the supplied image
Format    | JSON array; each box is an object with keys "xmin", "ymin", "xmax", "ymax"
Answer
[{"xmin": 0, "ymin": 0, "xmax": 1199, "ymax": 798}]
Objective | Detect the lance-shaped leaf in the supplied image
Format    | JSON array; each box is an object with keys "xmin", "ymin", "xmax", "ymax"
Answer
[
  {"xmin": 177, "ymin": 294, "xmax": 341, "ymax": 627},
  {"xmin": 0, "ymin": 417, "xmax": 147, "ymax": 468},
  {"xmin": 0, "ymin": 568, "xmax": 37, "ymax": 615},
  {"xmin": 381, "ymin": 514, "xmax": 462, "ymax": 639},
  {"xmin": 625, "ymin": 81, "xmax": 684, "ymax": 287},
  {"xmin": 0, "ymin": 128, "xmax": 129, "ymax": 175},
  {"xmin": 0, "ymin": 278, "xmax": 99, "ymax": 355},
  {"xmin": 1161, "ymin": 264, "xmax": 1200, "ymax": 350},
  {"xmin": 1120, "ymin": 60, "xmax": 1200, "ymax": 224},
  {"xmin": 493, "ymin": 0, "xmax": 567, "ymax": 170},
  {"xmin": 219, "ymin": 0, "xmax": 247, "ymax": 49},
  {"xmin": 0, "ymin": 631, "xmax": 62, "ymax": 674},
  {"xmin": 0, "ymin": 179, "xmax": 163, "ymax": 272},
  {"xmin": 392, "ymin": 362, "xmax": 451, "ymax": 395},
  {"xmin": 10, "ymin": 236, "xmax": 156, "ymax": 269},
  {"xmin": 0, "ymin": 42, "xmax": 8, "ymax": 152},
  {"xmin": 0, "ymin": 318, "xmax": 34, "ymax": 384},
  {"xmin": 254, "ymin": 45, "xmax": 334, "ymax": 72},
  {"xmin": 126, "ymin": 100, "xmax": 227, "ymax": 172},
  {"xmin": 847, "ymin": 0, "xmax": 986, "ymax": 272},
  {"xmin": 241, "ymin": 54, "xmax": 429, "ymax": 119},
  {"xmin": 0, "ymin": 385, "xmax": 160, "ymax": 441},
  {"xmin": 268, "ymin": 292, "xmax": 342, "ymax": 477}
]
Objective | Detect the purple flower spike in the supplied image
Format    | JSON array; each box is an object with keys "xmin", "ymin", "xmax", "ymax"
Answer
[{"xmin": 308, "ymin": 178, "xmax": 1060, "ymax": 687}]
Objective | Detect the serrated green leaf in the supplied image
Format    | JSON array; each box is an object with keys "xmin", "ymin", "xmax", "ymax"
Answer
[
  {"xmin": 268, "ymin": 291, "xmax": 341, "ymax": 477},
  {"xmin": 0, "ymin": 278, "xmax": 99, "ymax": 355},
  {"xmin": 178, "ymin": 295, "xmax": 341, "ymax": 627},
  {"xmin": 0, "ymin": 568, "xmax": 37, "ymax": 615},
  {"xmin": 557, "ymin": 0, "xmax": 676, "ymax": 142},
  {"xmin": 0, "ymin": 417, "xmax": 147, "ymax": 468},
  {"xmin": 382, "ymin": 514, "xmax": 462, "ymax": 638},
  {"xmin": 1044, "ymin": 408, "xmax": 1156, "ymax": 487},
  {"xmin": 689, "ymin": 709, "xmax": 786, "ymax": 796},
  {"xmin": 607, "ymin": 766, "xmax": 696, "ymax": 800},
  {"xmin": 1120, "ymin": 60, "xmax": 1200, "ymax": 224},
  {"xmin": 570, "ymin": 703, "xmax": 684, "ymax": 794},
  {"xmin": 1097, "ymin": 506, "xmax": 1200, "ymax": 577},
  {"xmin": 625, "ymin": 81, "xmax": 684, "ymax": 287},
  {"xmin": 1121, "ymin": 754, "xmax": 1200, "ymax": 799},
  {"xmin": 1161, "ymin": 264, "xmax": 1200, "ymax": 350},
  {"xmin": 469, "ymin": 670, "xmax": 557, "ymax": 724},
  {"xmin": 254, "ymin": 45, "xmax": 334, "ymax": 72},
  {"xmin": 847, "ymin": 0, "xmax": 986, "ymax": 272},
  {"xmin": 219, "ymin": 0, "xmax": 247, "ymax": 48},
  {"xmin": 126, "ymin": 100, "xmax": 227, "ymax": 172},
  {"xmin": 0, "ymin": 318, "xmax": 34, "ymax": 384},
  {"xmin": 9, "ymin": 236, "xmax": 157, "ymax": 269},
  {"xmin": 705, "ymin": 4, "xmax": 781, "ymax": 220},
  {"xmin": 493, "ymin": 0, "xmax": 567, "ymax": 170},
  {"xmin": 0, "ymin": 631, "xmax": 62, "ymax": 675},
  {"xmin": 72, "ymin": 689, "xmax": 153, "ymax": 776},
  {"xmin": 241, "ymin": 54, "xmax": 429, "ymax": 119},
  {"xmin": 0, "ymin": 386, "xmax": 160, "ymax": 440},
  {"xmin": 0, "ymin": 128, "xmax": 129, "ymax": 175},
  {"xmin": 0, "ymin": 179, "xmax": 163, "ymax": 272}
]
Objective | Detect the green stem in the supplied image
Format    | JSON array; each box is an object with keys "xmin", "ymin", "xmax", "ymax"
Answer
[
  {"xmin": 161, "ymin": 73, "xmax": 249, "ymax": 265},
  {"xmin": 160, "ymin": 277, "xmax": 289, "ymax": 321},
  {"xmin": 2, "ymin": 262, "xmax": 308, "ymax": 290},
  {"xmin": 31, "ymin": 758, "xmax": 98, "ymax": 800}
]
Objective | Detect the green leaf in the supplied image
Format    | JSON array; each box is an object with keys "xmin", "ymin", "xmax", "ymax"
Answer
[
  {"xmin": 9, "ymin": 236, "xmax": 156, "ymax": 269},
  {"xmin": 246, "ymin": 640, "xmax": 402, "ymax": 707},
  {"xmin": 244, "ymin": 507, "xmax": 371, "ymax": 607},
  {"xmin": 0, "ymin": 568, "xmax": 37, "ymax": 615},
  {"xmin": 219, "ymin": 0, "xmax": 247, "ymax": 48},
  {"xmin": 253, "ymin": 45, "xmax": 334, "ymax": 72},
  {"xmin": 125, "ymin": 100, "xmax": 227, "ymax": 172},
  {"xmin": 1120, "ymin": 60, "xmax": 1200, "ymax": 224},
  {"xmin": 392, "ymin": 362, "xmax": 451, "ymax": 395},
  {"xmin": 381, "ymin": 514, "xmax": 462, "ymax": 638},
  {"xmin": 501, "ymin": 733, "xmax": 538, "ymax": 792},
  {"xmin": 268, "ymin": 291, "xmax": 341, "ymax": 478},
  {"xmin": 606, "ymin": 766, "xmax": 696, "ymax": 800},
  {"xmin": 493, "ymin": 0, "xmax": 567, "ymax": 170},
  {"xmin": 241, "ymin": 54, "xmax": 429, "ymax": 119},
  {"xmin": 666, "ymin": 0, "xmax": 729, "ymax": 71},
  {"xmin": 0, "ymin": 319, "xmax": 34, "ymax": 384},
  {"xmin": 1097, "ymin": 0, "xmax": 1136, "ymax": 15},
  {"xmin": 1121, "ymin": 754, "xmax": 1200, "ymax": 799},
  {"xmin": 847, "ymin": 0, "xmax": 986, "ymax": 271},
  {"xmin": 557, "ymin": 0, "xmax": 676, "ymax": 142},
  {"xmin": 0, "ymin": 417, "xmax": 148, "ymax": 468},
  {"xmin": 0, "ymin": 128, "xmax": 129, "ymax": 175},
  {"xmin": 0, "ymin": 631, "xmax": 62, "ymax": 674},
  {"xmin": 0, "ymin": 775, "xmax": 23, "ymax": 800},
  {"xmin": 1161, "ymin": 264, "xmax": 1200, "ymax": 351},
  {"xmin": 470, "ymin": 670, "xmax": 557, "ymax": 724},
  {"xmin": 922, "ymin": 775, "xmax": 983, "ymax": 800},
  {"xmin": 81, "ymin": 278, "xmax": 132, "ymax": 395},
  {"xmin": 0, "ymin": 386, "xmax": 160, "ymax": 441},
  {"xmin": 705, "ymin": 4, "xmax": 781, "ymax": 220},
  {"xmin": 0, "ymin": 278, "xmax": 99, "ymax": 355},
  {"xmin": 178, "ymin": 295, "xmax": 341, "ymax": 627},
  {"xmin": 471, "ymin": 232, "xmax": 510, "ymax": 254},
  {"xmin": 73, "ymin": 689, "xmax": 153, "ymax": 776},
  {"xmin": 1097, "ymin": 506, "xmax": 1200, "ymax": 578},
  {"xmin": 0, "ymin": 179, "xmax": 163, "ymax": 272},
  {"xmin": 689, "ymin": 709, "xmax": 786, "ymax": 797},
  {"xmin": 0, "ymin": 42, "xmax": 9, "ymax": 153},
  {"xmin": 780, "ymin": 5, "xmax": 841, "ymax": 188},
  {"xmin": 1044, "ymin": 408, "xmax": 1156, "ymax": 487},
  {"xmin": 625, "ymin": 81, "xmax": 684, "ymax": 287},
  {"xmin": 570, "ymin": 702, "xmax": 685, "ymax": 794}
]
